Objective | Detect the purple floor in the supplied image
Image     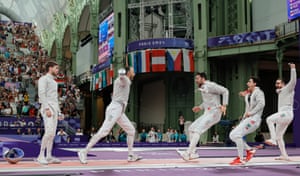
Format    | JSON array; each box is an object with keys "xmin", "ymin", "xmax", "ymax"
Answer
[
  {"xmin": 79, "ymin": 147, "xmax": 300, "ymax": 161},
  {"xmin": 3, "ymin": 146, "xmax": 300, "ymax": 161},
  {"xmin": 2, "ymin": 165, "xmax": 300, "ymax": 176},
  {"xmin": 11, "ymin": 146, "xmax": 300, "ymax": 161},
  {"xmin": 1, "ymin": 147, "xmax": 300, "ymax": 176}
]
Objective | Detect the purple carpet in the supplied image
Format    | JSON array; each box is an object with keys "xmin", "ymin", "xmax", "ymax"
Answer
[
  {"xmin": 2, "ymin": 140, "xmax": 299, "ymax": 160},
  {"xmin": 1, "ymin": 147, "xmax": 300, "ymax": 176},
  {"xmin": 1, "ymin": 141, "xmax": 94, "ymax": 158},
  {"xmin": 84, "ymin": 147, "xmax": 300, "ymax": 160},
  {"xmin": 1, "ymin": 165, "xmax": 300, "ymax": 176}
]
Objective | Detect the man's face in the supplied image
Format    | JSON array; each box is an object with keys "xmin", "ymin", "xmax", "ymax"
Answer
[
  {"xmin": 49, "ymin": 65, "xmax": 59, "ymax": 76},
  {"xmin": 195, "ymin": 75, "xmax": 205, "ymax": 86},
  {"xmin": 247, "ymin": 78, "xmax": 256, "ymax": 90},
  {"xmin": 275, "ymin": 79, "xmax": 284, "ymax": 89}
]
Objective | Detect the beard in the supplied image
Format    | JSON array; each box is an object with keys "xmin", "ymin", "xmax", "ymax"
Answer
[
  {"xmin": 197, "ymin": 82, "xmax": 203, "ymax": 87},
  {"xmin": 276, "ymin": 89, "xmax": 281, "ymax": 94},
  {"xmin": 51, "ymin": 70, "xmax": 58, "ymax": 77}
]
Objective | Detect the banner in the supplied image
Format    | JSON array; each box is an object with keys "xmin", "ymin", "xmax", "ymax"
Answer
[
  {"xmin": 127, "ymin": 38, "xmax": 193, "ymax": 52},
  {"xmin": 207, "ymin": 29, "xmax": 275, "ymax": 48},
  {"xmin": 127, "ymin": 49, "xmax": 193, "ymax": 73}
]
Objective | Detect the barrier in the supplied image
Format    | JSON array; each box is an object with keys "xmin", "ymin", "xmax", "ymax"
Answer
[{"xmin": 0, "ymin": 116, "xmax": 80, "ymax": 135}]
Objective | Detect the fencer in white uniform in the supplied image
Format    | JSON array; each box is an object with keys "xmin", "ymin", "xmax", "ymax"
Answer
[
  {"xmin": 265, "ymin": 63, "xmax": 297, "ymax": 161},
  {"xmin": 229, "ymin": 77, "xmax": 265, "ymax": 165},
  {"xmin": 78, "ymin": 67, "xmax": 142, "ymax": 164},
  {"xmin": 37, "ymin": 61, "xmax": 64, "ymax": 165},
  {"xmin": 177, "ymin": 72, "xmax": 228, "ymax": 161}
]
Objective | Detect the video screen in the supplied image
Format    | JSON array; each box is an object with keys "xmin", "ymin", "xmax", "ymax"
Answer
[
  {"xmin": 98, "ymin": 13, "xmax": 114, "ymax": 68},
  {"xmin": 287, "ymin": 0, "xmax": 300, "ymax": 21}
]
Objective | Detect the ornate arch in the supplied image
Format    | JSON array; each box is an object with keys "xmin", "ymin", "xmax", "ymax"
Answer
[
  {"xmin": 78, "ymin": 5, "xmax": 91, "ymax": 41},
  {"xmin": 50, "ymin": 40, "xmax": 57, "ymax": 60},
  {"xmin": 42, "ymin": 0, "xmax": 98, "ymax": 73},
  {"xmin": 0, "ymin": 6, "xmax": 21, "ymax": 21}
]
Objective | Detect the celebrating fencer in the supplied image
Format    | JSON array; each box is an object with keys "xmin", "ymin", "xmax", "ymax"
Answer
[
  {"xmin": 265, "ymin": 63, "xmax": 297, "ymax": 161},
  {"xmin": 177, "ymin": 72, "xmax": 228, "ymax": 161},
  {"xmin": 229, "ymin": 76, "xmax": 265, "ymax": 165},
  {"xmin": 78, "ymin": 67, "xmax": 142, "ymax": 164}
]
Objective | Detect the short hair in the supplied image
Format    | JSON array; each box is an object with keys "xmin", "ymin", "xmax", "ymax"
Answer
[
  {"xmin": 276, "ymin": 78, "xmax": 286, "ymax": 84},
  {"xmin": 45, "ymin": 61, "xmax": 58, "ymax": 71},
  {"xmin": 250, "ymin": 76, "xmax": 260, "ymax": 86},
  {"xmin": 196, "ymin": 72, "xmax": 207, "ymax": 79}
]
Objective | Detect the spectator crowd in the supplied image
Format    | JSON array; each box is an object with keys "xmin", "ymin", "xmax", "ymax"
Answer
[
  {"xmin": 0, "ymin": 21, "xmax": 81, "ymax": 118},
  {"xmin": 139, "ymin": 127, "xmax": 187, "ymax": 143}
]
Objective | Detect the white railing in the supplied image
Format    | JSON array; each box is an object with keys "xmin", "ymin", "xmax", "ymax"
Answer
[{"xmin": 275, "ymin": 19, "xmax": 300, "ymax": 38}]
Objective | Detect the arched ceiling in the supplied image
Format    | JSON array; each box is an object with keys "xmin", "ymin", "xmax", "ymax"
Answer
[
  {"xmin": 63, "ymin": 25, "xmax": 72, "ymax": 59},
  {"xmin": 0, "ymin": 0, "xmax": 113, "ymax": 55},
  {"xmin": 63, "ymin": 25, "xmax": 71, "ymax": 48},
  {"xmin": 78, "ymin": 5, "xmax": 91, "ymax": 41},
  {"xmin": 50, "ymin": 40, "xmax": 57, "ymax": 59},
  {"xmin": 0, "ymin": 0, "xmax": 68, "ymax": 34}
]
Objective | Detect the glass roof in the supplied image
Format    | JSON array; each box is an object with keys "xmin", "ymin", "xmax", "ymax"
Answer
[{"xmin": 0, "ymin": 0, "xmax": 68, "ymax": 33}]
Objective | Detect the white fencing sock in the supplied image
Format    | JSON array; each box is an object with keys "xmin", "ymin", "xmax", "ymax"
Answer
[
  {"xmin": 127, "ymin": 134, "xmax": 134, "ymax": 155},
  {"xmin": 187, "ymin": 133, "xmax": 200, "ymax": 154}
]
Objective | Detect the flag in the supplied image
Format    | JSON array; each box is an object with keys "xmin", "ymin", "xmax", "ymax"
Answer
[
  {"xmin": 109, "ymin": 64, "xmax": 114, "ymax": 83},
  {"xmin": 136, "ymin": 50, "xmax": 151, "ymax": 73},
  {"xmin": 106, "ymin": 67, "xmax": 113, "ymax": 86},
  {"xmin": 97, "ymin": 72, "xmax": 102, "ymax": 89},
  {"xmin": 106, "ymin": 69, "xmax": 111, "ymax": 86},
  {"xmin": 182, "ymin": 49, "xmax": 194, "ymax": 72},
  {"xmin": 102, "ymin": 70, "xmax": 107, "ymax": 88},
  {"xmin": 94, "ymin": 73, "xmax": 99, "ymax": 90},
  {"xmin": 94, "ymin": 72, "xmax": 102, "ymax": 90},
  {"xmin": 151, "ymin": 49, "xmax": 166, "ymax": 72},
  {"xmin": 127, "ymin": 52, "xmax": 138, "ymax": 72},
  {"xmin": 166, "ymin": 49, "xmax": 182, "ymax": 71},
  {"xmin": 55, "ymin": 79, "xmax": 65, "ymax": 87}
]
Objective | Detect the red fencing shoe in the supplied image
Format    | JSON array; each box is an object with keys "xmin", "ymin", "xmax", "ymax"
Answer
[
  {"xmin": 245, "ymin": 149, "xmax": 256, "ymax": 162},
  {"xmin": 230, "ymin": 157, "xmax": 245, "ymax": 165}
]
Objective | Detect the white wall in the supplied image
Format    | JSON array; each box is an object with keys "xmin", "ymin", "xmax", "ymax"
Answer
[
  {"xmin": 252, "ymin": 0, "xmax": 287, "ymax": 31},
  {"xmin": 139, "ymin": 80, "xmax": 165, "ymax": 125},
  {"xmin": 76, "ymin": 42, "xmax": 93, "ymax": 76}
]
